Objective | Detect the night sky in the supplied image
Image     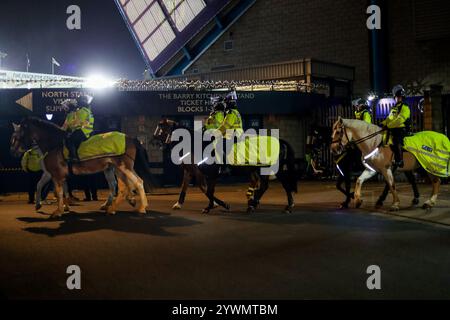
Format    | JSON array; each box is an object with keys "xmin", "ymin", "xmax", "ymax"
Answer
[{"xmin": 0, "ymin": 0, "xmax": 146, "ymax": 79}]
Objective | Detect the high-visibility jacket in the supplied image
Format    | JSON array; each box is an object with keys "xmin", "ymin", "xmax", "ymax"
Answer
[
  {"xmin": 354, "ymin": 109, "xmax": 372, "ymax": 124},
  {"xmin": 382, "ymin": 102, "xmax": 411, "ymax": 130},
  {"xmin": 63, "ymin": 107, "xmax": 94, "ymax": 138},
  {"xmin": 218, "ymin": 108, "xmax": 243, "ymax": 139},
  {"xmin": 21, "ymin": 147, "xmax": 42, "ymax": 172},
  {"xmin": 204, "ymin": 111, "xmax": 225, "ymax": 130}
]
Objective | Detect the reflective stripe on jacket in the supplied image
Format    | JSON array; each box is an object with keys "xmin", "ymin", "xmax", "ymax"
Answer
[
  {"xmin": 382, "ymin": 102, "xmax": 411, "ymax": 129},
  {"xmin": 219, "ymin": 109, "xmax": 243, "ymax": 139},
  {"xmin": 63, "ymin": 107, "xmax": 94, "ymax": 138},
  {"xmin": 204, "ymin": 111, "xmax": 225, "ymax": 130}
]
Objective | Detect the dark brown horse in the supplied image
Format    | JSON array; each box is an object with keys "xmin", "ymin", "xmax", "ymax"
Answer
[
  {"xmin": 153, "ymin": 119, "xmax": 230, "ymax": 210},
  {"xmin": 154, "ymin": 119, "xmax": 297, "ymax": 214},
  {"xmin": 10, "ymin": 117, "xmax": 152, "ymax": 217}
]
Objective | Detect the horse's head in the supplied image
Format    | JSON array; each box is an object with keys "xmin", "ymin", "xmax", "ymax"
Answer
[
  {"xmin": 10, "ymin": 120, "xmax": 33, "ymax": 157},
  {"xmin": 153, "ymin": 119, "xmax": 178, "ymax": 147},
  {"xmin": 330, "ymin": 117, "xmax": 352, "ymax": 155}
]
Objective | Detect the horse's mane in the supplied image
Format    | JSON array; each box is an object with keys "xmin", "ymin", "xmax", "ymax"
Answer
[
  {"xmin": 342, "ymin": 118, "xmax": 380, "ymax": 135},
  {"xmin": 24, "ymin": 117, "xmax": 65, "ymax": 135}
]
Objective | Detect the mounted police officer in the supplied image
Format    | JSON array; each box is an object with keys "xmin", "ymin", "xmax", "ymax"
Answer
[
  {"xmin": 204, "ymin": 96, "xmax": 225, "ymax": 131},
  {"xmin": 62, "ymin": 94, "xmax": 94, "ymax": 162},
  {"xmin": 352, "ymin": 98, "xmax": 372, "ymax": 124},
  {"xmin": 217, "ymin": 91, "xmax": 243, "ymax": 139},
  {"xmin": 382, "ymin": 84, "xmax": 411, "ymax": 168}
]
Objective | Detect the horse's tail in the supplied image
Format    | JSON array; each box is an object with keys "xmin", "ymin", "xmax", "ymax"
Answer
[
  {"xmin": 279, "ymin": 139, "xmax": 298, "ymax": 193},
  {"xmin": 133, "ymin": 139, "xmax": 158, "ymax": 192}
]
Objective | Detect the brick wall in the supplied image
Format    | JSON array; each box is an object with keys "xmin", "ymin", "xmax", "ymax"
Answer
[
  {"xmin": 186, "ymin": 0, "xmax": 450, "ymax": 95},
  {"xmin": 388, "ymin": 0, "xmax": 450, "ymax": 93},
  {"xmin": 186, "ymin": 0, "xmax": 371, "ymax": 95}
]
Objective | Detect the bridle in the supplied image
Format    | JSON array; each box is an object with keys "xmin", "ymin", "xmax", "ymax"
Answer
[{"xmin": 332, "ymin": 121, "xmax": 385, "ymax": 155}]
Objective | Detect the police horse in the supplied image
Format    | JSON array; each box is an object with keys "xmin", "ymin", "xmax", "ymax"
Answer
[
  {"xmin": 154, "ymin": 119, "xmax": 297, "ymax": 214},
  {"xmin": 10, "ymin": 117, "xmax": 153, "ymax": 217},
  {"xmin": 307, "ymin": 125, "xmax": 418, "ymax": 209},
  {"xmin": 331, "ymin": 118, "xmax": 449, "ymax": 210}
]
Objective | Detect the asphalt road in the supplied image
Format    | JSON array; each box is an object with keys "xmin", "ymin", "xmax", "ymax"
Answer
[{"xmin": 0, "ymin": 182, "xmax": 449, "ymax": 299}]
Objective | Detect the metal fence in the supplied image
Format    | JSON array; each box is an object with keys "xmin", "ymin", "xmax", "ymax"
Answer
[{"xmin": 317, "ymin": 96, "xmax": 425, "ymax": 174}]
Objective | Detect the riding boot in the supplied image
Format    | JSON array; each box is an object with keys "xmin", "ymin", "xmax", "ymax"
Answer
[
  {"xmin": 68, "ymin": 144, "xmax": 80, "ymax": 163},
  {"xmin": 393, "ymin": 144, "xmax": 404, "ymax": 168}
]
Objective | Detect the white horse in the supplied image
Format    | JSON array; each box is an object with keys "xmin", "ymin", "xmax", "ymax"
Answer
[{"xmin": 331, "ymin": 117, "xmax": 443, "ymax": 211}]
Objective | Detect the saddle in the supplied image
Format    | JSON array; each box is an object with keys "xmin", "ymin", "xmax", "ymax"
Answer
[{"xmin": 63, "ymin": 131, "xmax": 126, "ymax": 161}]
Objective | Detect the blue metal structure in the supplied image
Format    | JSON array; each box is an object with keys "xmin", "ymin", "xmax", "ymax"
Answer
[{"xmin": 114, "ymin": 0, "xmax": 256, "ymax": 77}]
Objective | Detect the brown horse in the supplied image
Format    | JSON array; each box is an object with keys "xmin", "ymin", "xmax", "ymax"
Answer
[{"xmin": 10, "ymin": 117, "xmax": 152, "ymax": 217}]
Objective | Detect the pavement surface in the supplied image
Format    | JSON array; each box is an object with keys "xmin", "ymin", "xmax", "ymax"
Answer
[{"xmin": 0, "ymin": 181, "xmax": 449, "ymax": 299}]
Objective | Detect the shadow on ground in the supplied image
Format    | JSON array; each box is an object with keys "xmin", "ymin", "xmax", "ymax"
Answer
[{"xmin": 17, "ymin": 211, "xmax": 202, "ymax": 237}]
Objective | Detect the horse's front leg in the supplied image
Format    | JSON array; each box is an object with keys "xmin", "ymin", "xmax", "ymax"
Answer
[
  {"xmin": 354, "ymin": 169, "xmax": 377, "ymax": 208},
  {"xmin": 423, "ymin": 173, "xmax": 440, "ymax": 210},
  {"xmin": 380, "ymin": 168, "xmax": 400, "ymax": 211},
  {"xmin": 173, "ymin": 169, "xmax": 191, "ymax": 210},
  {"xmin": 51, "ymin": 179, "xmax": 65, "ymax": 218},
  {"xmin": 202, "ymin": 177, "xmax": 219, "ymax": 214},
  {"xmin": 404, "ymin": 171, "xmax": 420, "ymax": 206}
]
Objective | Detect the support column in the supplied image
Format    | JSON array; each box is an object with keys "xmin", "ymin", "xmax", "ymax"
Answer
[{"xmin": 430, "ymin": 85, "xmax": 444, "ymax": 133}]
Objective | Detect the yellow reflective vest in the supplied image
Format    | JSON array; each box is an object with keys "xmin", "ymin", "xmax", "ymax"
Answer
[
  {"xmin": 204, "ymin": 111, "xmax": 225, "ymax": 130},
  {"xmin": 63, "ymin": 107, "xmax": 94, "ymax": 138},
  {"xmin": 355, "ymin": 110, "xmax": 372, "ymax": 124},
  {"xmin": 218, "ymin": 109, "xmax": 243, "ymax": 139},
  {"xmin": 382, "ymin": 102, "xmax": 411, "ymax": 129},
  {"xmin": 21, "ymin": 148, "xmax": 42, "ymax": 172}
]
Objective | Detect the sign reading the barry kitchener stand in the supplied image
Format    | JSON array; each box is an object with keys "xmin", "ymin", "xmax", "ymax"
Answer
[{"xmin": 0, "ymin": 88, "xmax": 325, "ymax": 116}]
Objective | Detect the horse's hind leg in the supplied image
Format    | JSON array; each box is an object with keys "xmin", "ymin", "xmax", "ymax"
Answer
[
  {"xmin": 423, "ymin": 174, "xmax": 440, "ymax": 210},
  {"xmin": 380, "ymin": 168, "xmax": 400, "ymax": 211},
  {"xmin": 248, "ymin": 175, "xmax": 269, "ymax": 213},
  {"xmin": 123, "ymin": 167, "xmax": 148, "ymax": 214},
  {"xmin": 375, "ymin": 183, "xmax": 390, "ymax": 208},
  {"xmin": 404, "ymin": 171, "xmax": 420, "ymax": 205},
  {"xmin": 198, "ymin": 173, "xmax": 229, "ymax": 210}
]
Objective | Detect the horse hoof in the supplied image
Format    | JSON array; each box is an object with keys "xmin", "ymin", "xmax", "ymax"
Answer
[
  {"xmin": 64, "ymin": 205, "xmax": 70, "ymax": 212},
  {"xmin": 202, "ymin": 208, "xmax": 210, "ymax": 214},
  {"xmin": 35, "ymin": 203, "xmax": 42, "ymax": 211},
  {"xmin": 172, "ymin": 202, "xmax": 182, "ymax": 210},
  {"xmin": 355, "ymin": 200, "xmax": 363, "ymax": 208},
  {"xmin": 50, "ymin": 211, "xmax": 63, "ymax": 219},
  {"xmin": 390, "ymin": 205, "xmax": 400, "ymax": 212},
  {"xmin": 137, "ymin": 208, "xmax": 147, "ymax": 215},
  {"xmin": 412, "ymin": 198, "xmax": 420, "ymax": 206},
  {"xmin": 422, "ymin": 203, "xmax": 433, "ymax": 210},
  {"xmin": 375, "ymin": 201, "xmax": 383, "ymax": 209},
  {"xmin": 339, "ymin": 202, "xmax": 349, "ymax": 209},
  {"xmin": 100, "ymin": 204, "xmax": 107, "ymax": 210},
  {"xmin": 224, "ymin": 203, "xmax": 230, "ymax": 211},
  {"xmin": 213, "ymin": 202, "xmax": 219, "ymax": 209},
  {"xmin": 246, "ymin": 206, "xmax": 255, "ymax": 214},
  {"xmin": 284, "ymin": 205, "xmax": 294, "ymax": 213}
]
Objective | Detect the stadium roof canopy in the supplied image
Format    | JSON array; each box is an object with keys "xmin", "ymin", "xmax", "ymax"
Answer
[
  {"xmin": 115, "ymin": 0, "xmax": 257, "ymax": 77},
  {"xmin": 0, "ymin": 69, "xmax": 87, "ymax": 89}
]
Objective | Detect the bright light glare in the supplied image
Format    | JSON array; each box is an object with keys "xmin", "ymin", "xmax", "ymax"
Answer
[
  {"xmin": 367, "ymin": 95, "xmax": 376, "ymax": 101},
  {"xmin": 84, "ymin": 75, "xmax": 116, "ymax": 89}
]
